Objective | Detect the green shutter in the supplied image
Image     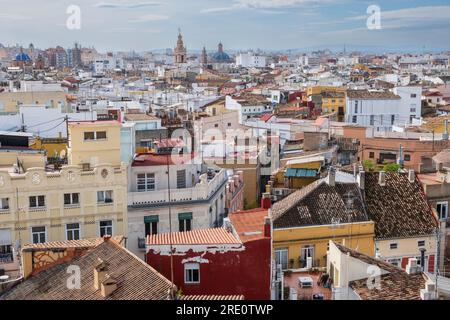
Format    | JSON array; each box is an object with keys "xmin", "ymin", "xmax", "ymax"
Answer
[
  {"xmin": 178, "ymin": 212, "xmax": 193, "ymax": 220},
  {"xmin": 144, "ymin": 215, "xmax": 159, "ymax": 223}
]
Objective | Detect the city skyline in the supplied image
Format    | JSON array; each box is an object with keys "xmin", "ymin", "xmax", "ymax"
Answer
[{"xmin": 1, "ymin": 0, "xmax": 450, "ymax": 52}]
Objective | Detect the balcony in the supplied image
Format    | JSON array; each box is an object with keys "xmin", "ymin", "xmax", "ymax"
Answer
[{"xmin": 128, "ymin": 169, "xmax": 227, "ymax": 207}]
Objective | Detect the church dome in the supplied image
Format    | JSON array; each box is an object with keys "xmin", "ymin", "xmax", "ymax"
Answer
[
  {"xmin": 15, "ymin": 52, "xmax": 31, "ymax": 61},
  {"xmin": 212, "ymin": 42, "xmax": 231, "ymax": 62}
]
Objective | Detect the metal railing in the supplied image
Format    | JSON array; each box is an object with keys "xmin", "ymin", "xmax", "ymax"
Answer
[{"xmin": 0, "ymin": 253, "xmax": 13, "ymax": 264}]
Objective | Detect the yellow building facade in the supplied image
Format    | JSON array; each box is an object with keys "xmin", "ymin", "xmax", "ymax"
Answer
[
  {"xmin": 273, "ymin": 221, "xmax": 375, "ymax": 269},
  {"xmin": 0, "ymin": 120, "xmax": 127, "ymax": 253}
]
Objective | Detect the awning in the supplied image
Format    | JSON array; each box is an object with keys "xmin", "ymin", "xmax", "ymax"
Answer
[
  {"xmin": 0, "ymin": 229, "xmax": 12, "ymax": 246},
  {"xmin": 285, "ymin": 168, "xmax": 318, "ymax": 178},
  {"xmin": 178, "ymin": 212, "xmax": 193, "ymax": 220},
  {"xmin": 144, "ymin": 215, "xmax": 159, "ymax": 223}
]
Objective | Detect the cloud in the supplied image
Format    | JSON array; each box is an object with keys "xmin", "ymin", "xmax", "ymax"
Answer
[
  {"xmin": 130, "ymin": 14, "xmax": 170, "ymax": 22},
  {"xmin": 94, "ymin": 2, "xmax": 161, "ymax": 9},
  {"xmin": 348, "ymin": 5, "xmax": 450, "ymax": 29},
  {"xmin": 201, "ymin": 0, "xmax": 336, "ymax": 14}
]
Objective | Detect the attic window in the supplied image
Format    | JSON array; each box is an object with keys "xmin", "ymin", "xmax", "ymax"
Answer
[
  {"xmin": 389, "ymin": 243, "xmax": 398, "ymax": 250},
  {"xmin": 418, "ymin": 240, "xmax": 425, "ymax": 247}
]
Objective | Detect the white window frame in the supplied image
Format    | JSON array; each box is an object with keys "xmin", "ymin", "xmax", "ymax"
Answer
[
  {"xmin": 184, "ymin": 263, "xmax": 200, "ymax": 284},
  {"xmin": 99, "ymin": 220, "xmax": 113, "ymax": 237},
  {"xmin": 437, "ymin": 201, "xmax": 448, "ymax": 220},
  {"xmin": 31, "ymin": 226, "xmax": 47, "ymax": 244},
  {"xmin": 29, "ymin": 195, "xmax": 45, "ymax": 208},
  {"xmin": 84, "ymin": 131, "xmax": 107, "ymax": 141},
  {"xmin": 66, "ymin": 223, "xmax": 81, "ymax": 241},
  {"xmin": 275, "ymin": 248, "xmax": 289, "ymax": 271},
  {"xmin": 137, "ymin": 173, "xmax": 155, "ymax": 192},
  {"xmin": 0, "ymin": 198, "xmax": 9, "ymax": 210},
  {"xmin": 97, "ymin": 190, "xmax": 113, "ymax": 203},
  {"xmin": 64, "ymin": 193, "xmax": 80, "ymax": 206}
]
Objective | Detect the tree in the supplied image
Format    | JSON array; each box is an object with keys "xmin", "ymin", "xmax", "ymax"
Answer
[
  {"xmin": 362, "ymin": 159, "xmax": 375, "ymax": 172},
  {"xmin": 382, "ymin": 163, "xmax": 400, "ymax": 172}
]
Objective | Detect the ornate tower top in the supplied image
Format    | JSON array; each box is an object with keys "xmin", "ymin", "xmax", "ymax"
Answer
[
  {"xmin": 174, "ymin": 28, "xmax": 187, "ymax": 64},
  {"xmin": 200, "ymin": 46, "xmax": 207, "ymax": 65}
]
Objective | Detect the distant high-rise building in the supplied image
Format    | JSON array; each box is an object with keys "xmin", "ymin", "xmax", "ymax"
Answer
[
  {"xmin": 72, "ymin": 42, "xmax": 82, "ymax": 67},
  {"xmin": 200, "ymin": 46, "xmax": 207, "ymax": 65},
  {"xmin": 174, "ymin": 29, "xmax": 187, "ymax": 64}
]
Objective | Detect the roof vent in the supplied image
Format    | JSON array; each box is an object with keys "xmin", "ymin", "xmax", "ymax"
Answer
[
  {"xmin": 100, "ymin": 274, "xmax": 118, "ymax": 298},
  {"xmin": 405, "ymin": 258, "xmax": 420, "ymax": 275},
  {"xmin": 378, "ymin": 171, "xmax": 386, "ymax": 186},
  {"xmin": 408, "ymin": 169, "xmax": 415, "ymax": 183}
]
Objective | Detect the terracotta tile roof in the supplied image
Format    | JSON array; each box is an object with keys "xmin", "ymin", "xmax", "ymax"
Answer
[
  {"xmin": 147, "ymin": 228, "xmax": 241, "ymax": 245},
  {"xmin": 22, "ymin": 236, "xmax": 124, "ymax": 251},
  {"xmin": 364, "ymin": 172, "xmax": 438, "ymax": 240},
  {"xmin": 0, "ymin": 240, "xmax": 173, "ymax": 300},
  {"xmin": 180, "ymin": 295, "xmax": 244, "ymax": 300},
  {"xmin": 260, "ymin": 113, "xmax": 274, "ymax": 122},
  {"xmin": 272, "ymin": 179, "xmax": 370, "ymax": 229},
  {"xmin": 334, "ymin": 242, "xmax": 427, "ymax": 300},
  {"xmin": 229, "ymin": 208, "xmax": 269, "ymax": 242},
  {"xmin": 124, "ymin": 113, "xmax": 159, "ymax": 121},
  {"xmin": 132, "ymin": 152, "xmax": 196, "ymax": 167},
  {"xmin": 347, "ymin": 90, "xmax": 400, "ymax": 100}
]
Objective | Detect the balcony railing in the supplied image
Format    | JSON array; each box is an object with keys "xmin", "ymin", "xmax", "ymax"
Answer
[
  {"xmin": 0, "ymin": 253, "xmax": 13, "ymax": 264},
  {"xmin": 128, "ymin": 169, "xmax": 227, "ymax": 207}
]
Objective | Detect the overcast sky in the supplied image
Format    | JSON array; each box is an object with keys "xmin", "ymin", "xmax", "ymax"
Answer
[{"xmin": 0, "ymin": 0, "xmax": 449, "ymax": 52}]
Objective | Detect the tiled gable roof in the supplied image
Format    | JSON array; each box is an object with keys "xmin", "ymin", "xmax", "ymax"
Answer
[
  {"xmin": 334, "ymin": 242, "xmax": 427, "ymax": 300},
  {"xmin": 272, "ymin": 179, "xmax": 370, "ymax": 229},
  {"xmin": 364, "ymin": 172, "xmax": 437, "ymax": 239},
  {"xmin": 0, "ymin": 240, "xmax": 173, "ymax": 300},
  {"xmin": 147, "ymin": 227, "xmax": 241, "ymax": 246}
]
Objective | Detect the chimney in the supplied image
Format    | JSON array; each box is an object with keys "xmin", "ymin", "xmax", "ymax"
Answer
[
  {"xmin": 408, "ymin": 169, "xmax": 415, "ymax": 183},
  {"xmin": 353, "ymin": 163, "xmax": 359, "ymax": 177},
  {"xmin": 100, "ymin": 274, "xmax": 118, "ymax": 298},
  {"xmin": 406, "ymin": 258, "xmax": 420, "ymax": 275},
  {"xmin": 94, "ymin": 258, "xmax": 109, "ymax": 290},
  {"xmin": 264, "ymin": 216, "xmax": 271, "ymax": 238},
  {"xmin": 378, "ymin": 171, "xmax": 386, "ymax": 186},
  {"xmin": 357, "ymin": 170, "xmax": 365, "ymax": 190},
  {"xmin": 327, "ymin": 167, "xmax": 336, "ymax": 187},
  {"xmin": 261, "ymin": 192, "xmax": 271, "ymax": 209},
  {"xmin": 436, "ymin": 162, "xmax": 443, "ymax": 172},
  {"xmin": 443, "ymin": 120, "xmax": 449, "ymax": 140},
  {"xmin": 420, "ymin": 282, "xmax": 437, "ymax": 300}
]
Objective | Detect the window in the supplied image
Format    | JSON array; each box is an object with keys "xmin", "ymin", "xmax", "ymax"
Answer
[
  {"xmin": 411, "ymin": 94, "xmax": 417, "ymax": 98},
  {"xmin": 227, "ymin": 123, "xmax": 231, "ymax": 127},
  {"xmin": 0, "ymin": 229, "xmax": 12, "ymax": 263},
  {"xmin": 64, "ymin": 193, "xmax": 79, "ymax": 206},
  {"xmin": 29, "ymin": 195, "xmax": 45, "ymax": 208},
  {"xmin": 387, "ymin": 258, "xmax": 401, "ymax": 267},
  {"xmin": 66, "ymin": 223, "xmax": 80, "ymax": 240},
  {"xmin": 410, "ymin": 108, "xmax": 416, "ymax": 112},
  {"xmin": 214, "ymin": 124, "xmax": 219, "ymax": 128},
  {"xmin": 84, "ymin": 131, "xmax": 95, "ymax": 140},
  {"xmin": 84, "ymin": 131, "xmax": 106, "ymax": 141},
  {"xmin": 275, "ymin": 249, "xmax": 288, "ymax": 270},
  {"xmin": 185, "ymin": 263, "xmax": 200, "ymax": 283},
  {"xmin": 179, "ymin": 212, "xmax": 192, "ymax": 232},
  {"xmin": 390, "ymin": 243, "xmax": 398, "ymax": 249},
  {"xmin": 354, "ymin": 101, "xmax": 358, "ymax": 113},
  {"xmin": 137, "ymin": 173, "xmax": 155, "ymax": 191},
  {"xmin": 301, "ymin": 245, "xmax": 315, "ymax": 267},
  {"xmin": 144, "ymin": 215, "xmax": 158, "ymax": 236},
  {"xmin": 96, "ymin": 131, "xmax": 107, "ymax": 140},
  {"xmin": 437, "ymin": 201, "xmax": 448, "ymax": 220},
  {"xmin": 369, "ymin": 152, "xmax": 375, "ymax": 159},
  {"xmin": 99, "ymin": 220, "xmax": 113, "ymax": 237},
  {"xmin": 97, "ymin": 190, "xmax": 113, "ymax": 203},
  {"xmin": 177, "ymin": 170, "xmax": 186, "ymax": 189},
  {"xmin": 0, "ymin": 198, "xmax": 9, "ymax": 210},
  {"xmin": 404, "ymin": 154, "xmax": 411, "ymax": 161},
  {"xmin": 391, "ymin": 114, "xmax": 395, "ymax": 125},
  {"xmin": 370, "ymin": 115, "xmax": 374, "ymax": 126},
  {"xmin": 418, "ymin": 240, "xmax": 425, "ymax": 247},
  {"xmin": 31, "ymin": 226, "xmax": 46, "ymax": 244},
  {"xmin": 352, "ymin": 115, "xmax": 357, "ymax": 123}
]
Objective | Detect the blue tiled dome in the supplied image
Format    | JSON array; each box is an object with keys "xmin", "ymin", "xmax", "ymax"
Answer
[
  {"xmin": 15, "ymin": 52, "xmax": 31, "ymax": 61},
  {"xmin": 212, "ymin": 51, "xmax": 230, "ymax": 62}
]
